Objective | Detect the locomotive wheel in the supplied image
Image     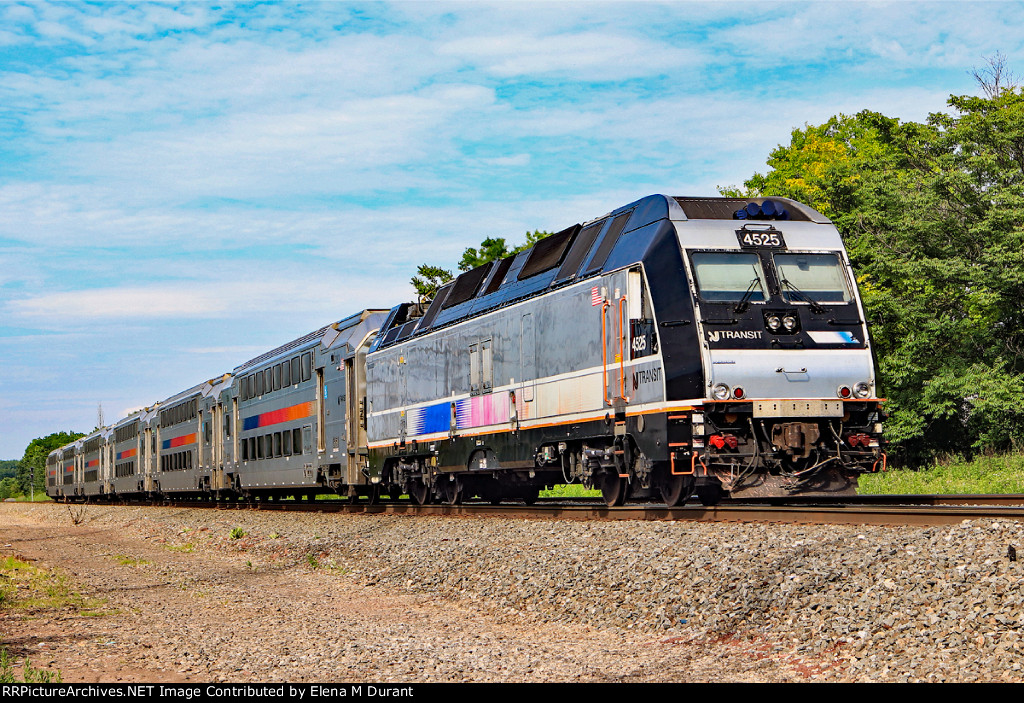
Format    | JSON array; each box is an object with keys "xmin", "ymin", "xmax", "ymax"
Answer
[
  {"xmin": 440, "ymin": 479, "xmax": 462, "ymax": 506},
  {"xmin": 365, "ymin": 485, "xmax": 381, "ymax": 505},
  {"xmin": 659, "ymin": 474, "xmax": 695, "ymax": 507},
  {"xmin": 408, "ymin": 479, "xmax": 431, "ymax": 506},
  {"xmin": 599, "ymin": 473, "xmax": 627, "ymax": 507}
]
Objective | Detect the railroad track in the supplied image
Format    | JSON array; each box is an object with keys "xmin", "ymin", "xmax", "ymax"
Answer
[{"xmin": 73, "ymin": 493, "xmax": 1024, "ymax": 527}]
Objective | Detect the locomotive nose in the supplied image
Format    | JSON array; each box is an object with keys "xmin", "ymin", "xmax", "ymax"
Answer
[{"xmin": 707, "ymin": 349, "xmax": 874, "ymax": 401}]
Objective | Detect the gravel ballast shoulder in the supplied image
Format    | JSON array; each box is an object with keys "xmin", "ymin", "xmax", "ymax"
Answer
[{"xmin": 1, "ymin": 502, "xmax": 1022, "ymax": 682}]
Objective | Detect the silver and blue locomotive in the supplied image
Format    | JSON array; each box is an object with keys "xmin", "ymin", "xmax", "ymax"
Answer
[
  {"xmin": 366, "ymin": 194, "xmax": 884, "ymax": 505},
  {"xmin": 46, "ymin": 195, "xmax": 884, "ymax": 506}
]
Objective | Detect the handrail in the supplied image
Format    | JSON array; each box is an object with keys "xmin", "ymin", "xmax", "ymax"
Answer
[
  {"xmin": 601, "ymin": 300, "xmax": 611, "ymax": 405},
  {"xmin": 618, "ymin": 295, "xmax": 630, "ymax": 402}
]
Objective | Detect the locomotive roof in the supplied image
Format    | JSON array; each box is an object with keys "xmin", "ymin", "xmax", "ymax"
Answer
[{"xmin": 371, "ymin": 194, "xmax": 831, "ymax": 351}]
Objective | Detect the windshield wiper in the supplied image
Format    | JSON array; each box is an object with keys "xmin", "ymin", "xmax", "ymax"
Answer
[
  {"xmin": 734, "ymin": 266, "xmax": 764, "ymax": 314},
  {"xmin": 781, "ymin": 279, "xmax": 826, "ymax": 314}
]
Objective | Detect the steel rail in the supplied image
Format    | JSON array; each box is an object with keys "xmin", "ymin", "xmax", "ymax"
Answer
[{"xmin": 92, "ymin": 495, "xmax": 1024, "ymax": 527}]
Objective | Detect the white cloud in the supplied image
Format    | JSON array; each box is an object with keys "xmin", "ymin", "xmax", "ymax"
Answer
[
  {"xmin": 8, "ymin": 286, "xmax": 228, "ymax": 320},
  {"xmin": 480, "ymin": 154, "xmax": 532, "ymax": 167},
  {"xmin": 439, "ymin": 31, "xmax": 702, "ymax": 79},
  {"xmin": 5, "ymin": 271, "xmax": 411, "ymax": 325}
]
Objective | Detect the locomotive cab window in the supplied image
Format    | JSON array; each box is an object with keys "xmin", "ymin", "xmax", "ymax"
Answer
[
  {"xmin": 773, "ymin": 252, "xmax": 852, "ymax": 304},
  {"xmin": 691, "ymin": 252, "xmax": 768, "ymax": 303}
]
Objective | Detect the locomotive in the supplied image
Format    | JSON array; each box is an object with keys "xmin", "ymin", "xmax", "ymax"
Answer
[{"xmin": 47, "ymin": 194, "xmax": 885, "ymax": 507}]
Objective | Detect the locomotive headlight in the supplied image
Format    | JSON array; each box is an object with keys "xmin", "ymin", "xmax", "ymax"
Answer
[
  {"xmin": 712, "ymin": 383, "xmax": 731, "ymax": 400},
  {"xmin": 782, "ymin": 314, "xmax": 797, "ymax": 331},
  {"xmin": 766, "ymin": 315, "xmax": 782, "ymax": 331},
  {"xmin": 854, "ymin": 381, "xmax": 871, "ymax": 398}
]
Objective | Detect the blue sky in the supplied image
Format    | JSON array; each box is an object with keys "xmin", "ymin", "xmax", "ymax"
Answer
[{"xmin": 1, "ymin": 1, "xmax": 1022, "ymax": 458}]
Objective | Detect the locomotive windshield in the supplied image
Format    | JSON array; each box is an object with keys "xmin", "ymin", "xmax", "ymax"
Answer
[
  {"xmin": 691, "ymin": 252, "xmax": 767, "ymax": 303},
  {"xmin": 773, "ymin": 253, "xmax": 852, "ymax": 304}
]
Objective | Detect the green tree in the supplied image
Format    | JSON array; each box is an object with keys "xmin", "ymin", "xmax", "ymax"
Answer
[
  {"xmin": 0, "ymin": 460, "xmax": 18, "ymax": 480},
  {"xmin": 413, "ymin": 230, "xmax": 553, "ymax": 301},
  {"xmin": 730, "ymin": 89, "xmax": 1024, "ymax": 463},
  {"xmin": 410, "ymin": 264, "xmax": 454, "ymax": 303},
  {"xmin": 458, "ymin": 237, "xmax": 512, "ymax": 272},
  {"xmin": 18, "ymin": 432, "xmax": 84, "ymax": 498},
  {"xmin": 0, "ymin": 477, "xmax": 21, "ymax": 500}
]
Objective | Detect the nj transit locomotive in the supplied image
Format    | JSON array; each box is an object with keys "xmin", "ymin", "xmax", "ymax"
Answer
[{"xmin": 47, "ymin": 195, "xmax": 884, "ymax": 507}]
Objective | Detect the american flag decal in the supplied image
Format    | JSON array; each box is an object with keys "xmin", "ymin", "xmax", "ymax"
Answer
[{"xmin": 591, "ymin": 287, "xmax": 601, "ymax": 306}]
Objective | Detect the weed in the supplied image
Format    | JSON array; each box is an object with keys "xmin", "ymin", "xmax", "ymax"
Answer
[
  {"xmin": 165, "ymin": 543, "xmax": 195, "ymax": 553},
  {"xmin": 64, "ymin": 502, "xmax": 87, "ymax": 525},
  {"xmin": 0, "ymin": 647, "xmax": 63, "ymax": 683},
  {"xmin": 859, "ymin": 452, "xmax": 1024, "ymax": 494},
  {"xmin": 269, "ymin": 532, "xmax": 281, "ymax": 539},
  {"xmin": 304, "ymin": 553, "xmax": 348, "ymax": 575},
  {"xmin": 229, "ymin": 527, "xmax": 246, "ymax": 540},
  {"xmin": 112, "ymin": 555, "xmax": 150, "ymax": 567},
  {"xmin": 0, "ymin": 556, "xmax": 104, "ymax": 613}
]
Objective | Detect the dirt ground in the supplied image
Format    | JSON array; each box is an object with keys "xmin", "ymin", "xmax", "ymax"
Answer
[{"xmin": 0, "ymin": 503, "xmax": 819, "ymax": 683}]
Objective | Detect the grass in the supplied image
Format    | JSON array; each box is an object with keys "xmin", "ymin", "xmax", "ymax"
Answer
[
  {"xmin": 165, "ymin": 543, "xmax": 195, "ymax": 553},
  {"xmin": 540, "ymin": 483, "xmax": 601, "ymax": 498},
  {"xmin": 0, "ymin": 493, "xmax": 56, "ymax": 503},
  {"xmin": 111, "ymin": 555, "xmax": 150, "ymax": 567},
  {"xmin": 858, "ymin": 452, "xmax": 1024, "ymax": 494},
  {"xmin": 540, "ymin": 454, "xmax": 1024, "ymax": 497},
  {"xmin": 0, "ymin": 647, "xmax": 62, "ymax": 683},
  {"xmin": 0, "ymin": 555, "xmax": 104, "ymax": 613},
  {"xmin": 0, "ymin": 554, "xmax": 100, "ymax": 683}
]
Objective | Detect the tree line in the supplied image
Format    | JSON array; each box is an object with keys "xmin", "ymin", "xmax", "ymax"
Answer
[
  {"xmin": 721, "ymin": 66, "xmax": 1024, "ymax": 464},
  {"xmin": 1, "ymin": 433, "xmax": 84, "ymax": 500}
]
